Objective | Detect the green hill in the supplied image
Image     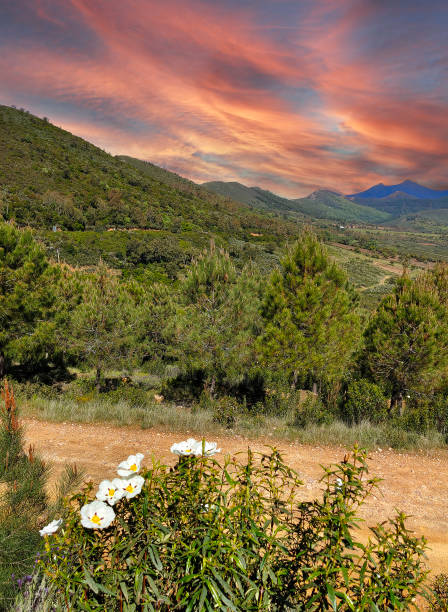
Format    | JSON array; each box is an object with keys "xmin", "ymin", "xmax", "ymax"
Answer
[
  {"xmin": 387, "ymin": 209, "xmax": 448, "ymax": 232},
  {"xmin": 0, "ymin": 106, "xmax": 297, "ymax": 273},
  {"xmin": 292, "ymin": 191, "xmax": 392, "ymax": 224},
  {"xmin": 350, "ymin": 194, "xmax": 448, "ymax": 217},
  {"xmin": 202, "ymin": 182, "xmax": 392, "ymax": 224},
  {"xmin": 202, "ymin": 181, "xmax": 300, "ymax": 214}
]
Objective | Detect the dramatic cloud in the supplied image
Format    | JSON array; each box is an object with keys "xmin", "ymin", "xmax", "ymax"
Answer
[{"xmin": 1, "ymin": 0, "xmax": 447, "ymax": 196}]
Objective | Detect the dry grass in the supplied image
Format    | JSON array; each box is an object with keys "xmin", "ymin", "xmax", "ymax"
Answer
[{"xmin": 18, "ymin": 394, "xmax": 446, "ymax": 451}]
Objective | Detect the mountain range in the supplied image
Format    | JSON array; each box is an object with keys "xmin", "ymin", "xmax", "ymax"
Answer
[
  {"xmin": 203, "ymin": 180, "xmax": 448, "ymax": 224},
  {"xmin": 2, "ymin": 102, "xmax": 448, "ymax": 255},
  {"xmin": 347, "ymin": 179, "xmax": 448, "ymax": 200}
]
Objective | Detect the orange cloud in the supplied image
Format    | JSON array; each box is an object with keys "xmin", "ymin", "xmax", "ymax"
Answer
[{"xmin": 1, "ymin": 0, "xmax": 447, "ymax": 195}]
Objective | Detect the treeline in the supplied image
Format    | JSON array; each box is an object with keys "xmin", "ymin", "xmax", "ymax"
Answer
[{"xmin": 4, "ymin": 221, "xmax": 448, "ymax": 437}]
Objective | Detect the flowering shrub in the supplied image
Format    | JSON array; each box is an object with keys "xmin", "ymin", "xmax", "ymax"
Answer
[{"xmin": 39, "ymin": 444, "xmax": 429, "ymax": 610}]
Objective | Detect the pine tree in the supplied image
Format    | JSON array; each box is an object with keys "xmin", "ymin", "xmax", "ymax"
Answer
[
  {"xmin": 0, "ymin": 223, "xmax": 61, "ymax": 376},
  {"xmin": 257, "ymin": 229, "xmax": 360, "ymax": 391},
  {"xmin": 171, "ymin": 244, "xmax": 261, "ymax": 396},
  {"xmin": 68, "ymin": 261, "xmax": 139, "ymax": 388},
  {"xmin": 362, "ymin": 274, "xmax": 448, "ymax": 412}
]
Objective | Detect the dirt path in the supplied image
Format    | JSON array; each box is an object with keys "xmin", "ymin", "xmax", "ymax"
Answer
[{"xmin": 24, "ymin": 418, "xmax": 448, "ymax": 576}]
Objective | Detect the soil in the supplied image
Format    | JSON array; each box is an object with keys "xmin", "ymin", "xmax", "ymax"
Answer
[{"xmin": 23, "ymin": 418, "xmax": 448, "ymax": 577}]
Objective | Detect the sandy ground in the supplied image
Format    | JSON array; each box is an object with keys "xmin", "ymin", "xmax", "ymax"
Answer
[{"xmin": 23, "ymin": 418, "xmax": 448, "ymax": 577}]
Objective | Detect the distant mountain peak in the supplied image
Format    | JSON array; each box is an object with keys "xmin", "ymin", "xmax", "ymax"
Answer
[
  {"xmin": 347, "ymin": 180, "xmax": 448, "ymax": 200},
  {"xmin": 308, "ymin": 189, "xmax": 341, "ymax": 200}
]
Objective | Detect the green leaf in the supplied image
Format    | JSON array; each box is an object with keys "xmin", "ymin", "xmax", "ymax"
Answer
[
  {"xmin": 120, "ymin": 581, "xmax": 129, "ymax": 603},
  {"xmin": 327, "ymin": 583, "xmax": 338, "ymax": 611},
  {"xmin": 82, "ymin": 568, "xmax": 99, "ymax": 595},
  {"xmin": 198, "ymin": 585, "xmax": 207, "ymax": 611}
]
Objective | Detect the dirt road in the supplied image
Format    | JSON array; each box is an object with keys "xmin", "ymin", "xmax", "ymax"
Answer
[{"xmin": 23, "ymin": 418, "xmax": 448, "ymax": 576}]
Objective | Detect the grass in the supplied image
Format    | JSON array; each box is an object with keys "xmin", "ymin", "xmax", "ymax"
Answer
[{"xmin": 18, "ymin": 393, "xmax": 446, "ymax": 452}]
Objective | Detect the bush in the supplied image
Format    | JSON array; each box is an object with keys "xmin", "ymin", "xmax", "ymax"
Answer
[
  {"xmin": 429, "ymin": 573, "xmax": 448, "ymax": 610},
  {"xmin": 293, "ymin": 393, "xmax": 334, "ymax": 427},
  {"xmin": 0, "ymin": 382, "xmax": 82, "ymax": 610},
  {"xmin": 40, "ymin": 445, "xmax": 428, "ymax": 610},
  {"xmin": 342, "ymin": 379, "xmax": 388, "ymax": 424},
  {"xmin": 398, "ymin": 395, "xmax": 448, "ymax": 438},
  {"xmin": 210, "ymin": 395, "xmax": 239, "ymax": 428}
]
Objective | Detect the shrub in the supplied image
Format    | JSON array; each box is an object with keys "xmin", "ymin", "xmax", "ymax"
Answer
[
  {"xmin": 342, "ymin": 379, "xmax": 388, "ymax": 425},
  {"xmin": 428, "ymin": 573, "xmax": 448, "ymax": 610},
  {"xmin": 40, "ymin": 445, "xmax": 428, "ymax": 610},
  {"xmin": 293, "ymin": 393, "xmax": 334, "ymax": 427},
  {"xmin": 210, "ymin": 395, "xmax": 239, "ymax": 428},
  {"xmin": 0, "ymin": 381, "xmax": 82, "ymax": 610}
]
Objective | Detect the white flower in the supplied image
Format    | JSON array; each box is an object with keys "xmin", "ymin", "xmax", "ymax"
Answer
[
  {"xmin": 39, "ymin": 519, "xmax": 62, "ymax": 537},
  {"xmin": 80, "ymin": 500, "xmax": 115, "ymax": 529},
  {"xmin": 96, "ymin": 478, "xmax": 126, "ymax": 506},
  {"xmin": 335, "ymin": 478, "xmax": 343, "ymax": 490},
  {"xmin": 170, "ymin": 438, "xmax": 199, "ymax": 456},
  {"xmin": 117, "ymin": 453, "xmax": 144, "ymax": 477},
  {"xmin": 118, "ymin": 475, "xmax": 145, "ymax": 499},
  {"xmin": 193, "ymin": 440, "xmax": 221, "ymax": 456}
]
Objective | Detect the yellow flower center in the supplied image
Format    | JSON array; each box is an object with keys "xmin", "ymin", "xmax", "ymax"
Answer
[
  {"xmin": 185, "ymin": 449, "xmax": 191, "ymax": 453},
  {"xmin": 108, "ymin": 489, "xmax": 115, "ymax": 496},
  {"xmin": 91, "ymin": 513, "xmax": 102, "ymax": 525},
  {"xmin": 125, "ymin": 484, "xmax": 134, "ymax": 493},
  {"xmin": 129, "ymin": 464, "xmax": 137, "ymax": 471}
]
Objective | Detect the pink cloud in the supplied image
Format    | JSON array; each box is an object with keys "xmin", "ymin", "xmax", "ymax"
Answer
[{"xmin": 1, "ymin": 0, "xmax": 447, "ymax": 196}]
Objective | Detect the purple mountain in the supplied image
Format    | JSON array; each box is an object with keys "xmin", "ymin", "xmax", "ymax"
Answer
[{"xmin": 347, "ymin": 179, "xmax": 448, "ymax": 200}]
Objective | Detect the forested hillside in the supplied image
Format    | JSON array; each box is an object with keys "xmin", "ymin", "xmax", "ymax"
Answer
[{"xmin": 0, "ymin": 105, "xmax": 289, "ymax": 235}]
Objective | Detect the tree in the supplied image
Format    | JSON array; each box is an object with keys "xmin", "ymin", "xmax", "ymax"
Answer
[
  {"xmin": 68, "ymin": 261, "xmax": 139, "ymax": 388},
  {"xmin": 257, "ymin": 229, "xmax": 360, "ymax": 392},
  {"xmin": 170, "ymin": 244, "xmax": 262, "ymax": 397},
  {"xmin": 362, "ymin": 274, "xmax": 448, "ymax": 412},
  {"xmin": 135, "ymin": 282, "xmax": 176, "ymax": 366},
  {"xmin": 0, "ymin": 223, "xmax": 61, "ymax": 377}
]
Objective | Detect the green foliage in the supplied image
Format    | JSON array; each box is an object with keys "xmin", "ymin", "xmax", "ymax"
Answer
[
  {"xmin": 362, "ymin": 274, "xmax": 448, "ymax": 410},
  {"xmin": 341, "ymin": 379, "xmax": 388, "ymax": 425},
  {"xmin": 293, "ymin": 393, "xmax": 334, "ymax": 427},
  {"xmin": 258, "ymin": 229, "xmax": 361, "ymax": 390},
  {"xmin": 209, "ymin": 394, "xmax": 239, "ymax": 428},
  {"xmin": 293, "ymin": 191, "xmax": 392, "ymax": 224},
  {"xmin": 428, "ymin": 573, "xmax": 448, "ymax": 611},
  {"xmin": 0, "ymin": 105, "xmax": 294, "ymax": 275},
  {"xmin": 0, "ymin": 382, "xmax": 82, "ymax": 610},
  {"xmin": 41, "ymin": 446, "xmax": 428, "ymax": 610},
  {"xmin": 66, "ymin": 262, "xmax": 141, "ymax": 387},
  {"xmin": 12, "ymin": 572, "xmax": 59, "ymax": 612},
  {"xmin": 169, "ymin": 245, "xmax": 262, "ymax": 397},
  {"xmin": 0, "ymin": 384, "xmax": 47, "ymax": 609},
  {"xmin": 0, "ymin": 223, "xmax": 65, "ymax": 377},
  {"xmin": 340, "ymin": 258, "xmax": 385, "ymax": 288},
  {"xmin": 203, "ymin": 181, "xmax": 299, "ymax": 213}
]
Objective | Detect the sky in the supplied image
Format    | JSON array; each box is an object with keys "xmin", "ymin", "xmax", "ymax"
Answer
[{"xmin": 1, "ymin": 0, "xmax": 448, "ymax": 197}]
